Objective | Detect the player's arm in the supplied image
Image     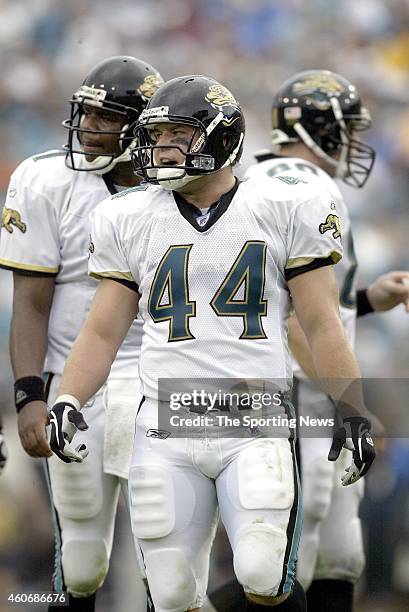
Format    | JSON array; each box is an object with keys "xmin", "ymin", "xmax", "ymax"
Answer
[
  {"xmin": 288, "ymin": 270, "xmax": 409, "ymax": 376},
  {"xmin": 360, "ymin": 271, "xmax": 409, "ymax": 314},
  {"xmin": 287, "ymin": 312, "xmax": 317, "ymax": 379},
  {"xmin": 59, "ymin": 277, "xmax": 139, "ymax": 403},
  {"xmin": 288, "ymin": 266, "xmax": 375, "ymax": 484},
  {"xmin": 49, "ymin": 278, "xmax": 139, "ymax": 463},
  {"xmin": 1, "ymin": 159, "xmax": 61, "ymax": 458},
  {"xmin": 289, "ymin": 266, "xmax": 363, "ymax": 408},
  {"xmin": 10, "ymin": 273, "xmax": 55, "ymax": 457}
]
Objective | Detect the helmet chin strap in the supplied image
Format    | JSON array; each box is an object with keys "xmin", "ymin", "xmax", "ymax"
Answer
[
  {"xmin": 156, "ymin": 167, "xmax": 200, "ymax": 190},
  {"xmin": 292, "ymin": 97, "xmax": 349, "ymax": 178},
  {"xmin": 82, "ymin": 124, "xmax": 135, "ymax": 175},
  {"xmin": 330, "ymin": 97, "xmax": 349, "ymax": 178}
]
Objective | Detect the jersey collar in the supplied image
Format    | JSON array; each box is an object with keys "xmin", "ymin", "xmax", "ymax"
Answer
[{"xmin": 172, "ymin": 178, "xmax": 240, "ymax": 233}]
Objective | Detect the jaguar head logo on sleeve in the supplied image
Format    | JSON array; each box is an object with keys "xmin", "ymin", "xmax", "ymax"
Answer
[
  {"xmin": 2, "ymin": 207, "xmax": 27, "ymax": 234},
  {"xmin": 88, "ymin": 235, "xmax": 95, "ymax": 259},
  {"xmin": 319, "ymin": 214, "xmax": 341, "ymax": 239}
]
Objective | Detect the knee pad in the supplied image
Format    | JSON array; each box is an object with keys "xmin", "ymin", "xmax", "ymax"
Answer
[
  {"xmin": 62, "ymin": 540, "xmax": 108, "ymax": 598},
  {"xmin": 145, "ymin": 548, "xmax": 197, "ymax": 612},
  {"xmin": 233, "ymin": 522, "xmax": 287, "ymax": 596},
  {"xmin": 302, "ymin": 457, "xmax": 333, "ymax": 521},
  {"xmin": 129, "ymin": 465, "xmax": 175, "ymax": 539},
  {"xmin": 238, "ymin": 439, "xmax": 294, "ymax": 510},
  {"xmin": 49, "ymin": 456, "xmax": 102, "ymax": 520}
]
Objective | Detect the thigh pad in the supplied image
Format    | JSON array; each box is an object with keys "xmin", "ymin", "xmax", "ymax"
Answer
[
  {"xmin": 238, "ymin": 439, "xmax": 294, "ymax": 510},
  {"xmin": 129, "ymin": 464, "xmax": 175, "ymax": 539}
]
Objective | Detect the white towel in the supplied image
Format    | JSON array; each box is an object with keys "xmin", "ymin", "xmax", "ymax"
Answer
[{"xmin": 103, "ymin": 378, "xmax": 142, "ymax": 479}]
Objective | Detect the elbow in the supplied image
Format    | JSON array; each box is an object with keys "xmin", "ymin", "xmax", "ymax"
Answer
[{"xmin": 304, "ymin": 313, "xmax": 347, "ymax": 347}]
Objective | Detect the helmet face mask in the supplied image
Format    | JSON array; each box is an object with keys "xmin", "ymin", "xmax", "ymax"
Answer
[
  {"xmin": 133, "ymin": 115, "xmax": 217, "ymax": 186},
  {"xmin": 132, "ymin": 76, "xmax": 245, "ymax": 190},
  {"xmin": 63, "ymin": 56, "xmax": 163, "ymax": 174},
  {"xmin": 271, "ymin": 70, "xmax": 375, "ymax": 188},
  {"xmin": 70, "ymin": 99, "xmax": 131, "ymax": 169}
]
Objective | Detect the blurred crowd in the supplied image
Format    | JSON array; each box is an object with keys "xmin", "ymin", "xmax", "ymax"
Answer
[{"xmin": 0, "ymin": 1, "xmax": 408, "ymax": 610}]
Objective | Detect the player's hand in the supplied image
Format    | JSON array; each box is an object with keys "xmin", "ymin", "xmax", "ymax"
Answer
[
  {"xmin": 0, "ymin": 430, "xmax": 8, "ymax": 474},
  {"xmin": 367, "ymin": 411, "xmax": 388, "ymax": 454},
  {"xmin": 17, "ymin": 400, "xmax": 52, "ymax": 458},
  {"xmin": 49, "ymin": 400, "xmax": 89, "ymax": 463},
  {"xmin": 328, "ymin": 416, "xmax": 376, "ymax": 486},
  {"xmin": 366, "ymin": 271, "xmax": 409, "ymax": 312}
]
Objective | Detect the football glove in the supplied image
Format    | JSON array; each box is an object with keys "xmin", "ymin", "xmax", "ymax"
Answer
[
  {"xmin": 328, "ymin": 416, "xmax": 375, "ymax": 486},
  {"xmin": 0, "ymin": 430, "xmax": 8, "ymax": 474},
  {"xmin": 49, "ymin": 396, "xmax": 89, "ymax": 463}
]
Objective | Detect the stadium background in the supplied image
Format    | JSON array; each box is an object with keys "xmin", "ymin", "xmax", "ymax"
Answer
[{"xmin": 0, "ymin": 1, "xmax": 408, "ymax": 610}]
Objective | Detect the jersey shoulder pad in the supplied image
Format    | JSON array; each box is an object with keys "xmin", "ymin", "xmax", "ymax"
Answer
[
  {"xmin": 31, "ymin": 149, "xmax": 66, "ymax": 163},
  {"xmin": 245, "ymin": 172, "xmax": 317, "ymax": 203},
  {"xmin": 12, "ymin": 150, "xmax": 73, "ymax": 192},
  {"xmin": 111, "ymin": 184, "xmax": 149, "ymax": 199},
  {"xmin": 95, "ymin": 184, "xmax": 157, "ymax": 225}
]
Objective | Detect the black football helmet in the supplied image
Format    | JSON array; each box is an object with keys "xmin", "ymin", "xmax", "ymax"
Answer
[
  {"xmin": 132, "ymin": 75, "xmax": 245, "ymax": 189},
  {"xmin": 271, "ymin": 70, "xmax": 375, "ymax": 187},
  {"xmin": 63, "ymin": 56, "xmax": 163, "ymax": 174}
]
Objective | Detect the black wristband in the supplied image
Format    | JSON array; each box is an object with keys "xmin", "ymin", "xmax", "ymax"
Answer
[
  {"xmin": 14, "ymin": 376, "xmax": 45, "ymax": 413},
  {"xmin": 356, "ymin": 288, "xmax": 374, "ymax": 317}
]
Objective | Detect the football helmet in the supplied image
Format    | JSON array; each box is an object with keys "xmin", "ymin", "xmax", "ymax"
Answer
[
  {"xmin": 63, "ymin": 56, "xmax": 163, "ymax": 174},
  {"xmin": 132, "ymin": 75, "xmax": 245, "ymax": 190},
  {"xmin": 271, "ymin": 70, "xmax": 375, "ymax": 187}
]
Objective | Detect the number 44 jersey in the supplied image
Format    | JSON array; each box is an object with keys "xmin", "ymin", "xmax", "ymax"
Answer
[{"xmin": 89, "ymin": 175, "xmax": 343, "ymax": 401}]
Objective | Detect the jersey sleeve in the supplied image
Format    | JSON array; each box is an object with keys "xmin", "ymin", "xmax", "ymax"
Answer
[
  {"xmin": 285, "ymin": 186, "xmax": 343, "ymax": 281},
  {"xmin": 88, "ymin": 202, "xmax": 138, "ymax": 288},
  {"xmin": 0, "ymin": 159, "xmax": 60, "ymax": 275}
]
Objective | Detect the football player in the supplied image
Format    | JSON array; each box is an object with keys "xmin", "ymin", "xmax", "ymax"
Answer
[
  {"xmin": 47, "ymin": 75, "xmax": 376, "ymax": 612},
  {"xmin": 229, "ymin": 69, "xmax": 409, "ymax": 612},
  {"xmin": 0, "ymin": 56, "xmax": 163, "ymax": 612}
]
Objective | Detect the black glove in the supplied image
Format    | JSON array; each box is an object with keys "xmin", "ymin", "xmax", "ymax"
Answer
[
  {"xmin": 49, "ymin": 397, "xmax": 89, "ymax": 464},
  {"xmin": 0, "ymin": 430, "xmax": 8, "ymax": 474},
  {"xmin": 328, "ymin": 416, "xmax": 375, "ymax": 486}
]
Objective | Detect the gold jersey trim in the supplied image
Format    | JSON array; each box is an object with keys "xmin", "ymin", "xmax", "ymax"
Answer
[
  {"xmin": 286, "ymin": 251, "xmax": 341, "ymax": 270},
  {"xmin": 0, "ymin": 258, "xmax": 59, "ymax": 274},
  {"xmin": 89, "ymin": 270, "xmax": 135, "ymax": 282}
]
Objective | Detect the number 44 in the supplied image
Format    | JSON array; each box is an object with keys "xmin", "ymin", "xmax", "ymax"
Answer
[{"xmin": 148, "ymin": 241, "xmax": 268, "ymax": 342}]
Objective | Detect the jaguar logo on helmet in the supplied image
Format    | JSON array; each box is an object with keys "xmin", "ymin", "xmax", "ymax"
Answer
[
  {"xmin": 138, "ymin": 74, "xmax": 164, "ymax": 100},
  {"xmin": 293, "ymin": 74, "xmax": 345, "ymax": 97},
  {"xmin": 205, "ymin": 84, "xmax": 240, "ymax": 111}
]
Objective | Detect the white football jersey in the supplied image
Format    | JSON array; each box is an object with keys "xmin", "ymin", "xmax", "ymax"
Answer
[
  {"xmin": 0, "ymin": 150, "xmax": 141, "ymax": 377},
  {"xmin": 245, "ymin": 157, "xmax": 357, "ymax": 349},
  {"xmin": 89, "ymin": 175, "xmax": 343, "ymax": 401}
]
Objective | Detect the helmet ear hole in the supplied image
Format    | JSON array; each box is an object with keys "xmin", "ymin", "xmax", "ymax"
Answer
[
  {"xmin": 222, "ymin": 133, "xmax": 240, "ymax": 152},
  {"xmin": 222, "ymin": 134, "xmax": 231, "ymax": 149}
]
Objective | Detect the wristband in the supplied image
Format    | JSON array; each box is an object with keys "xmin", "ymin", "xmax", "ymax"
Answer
[
  {"xmin": 14, "ymin": 376, "xmax": 45, "ymax": 413},
  {"xmin": 356, "ymin": 288, "xmax": 374, "ymax": 317},
  {"xmin": 54, "ymin": 394, "xmax": 81, "ymax": 411}
]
